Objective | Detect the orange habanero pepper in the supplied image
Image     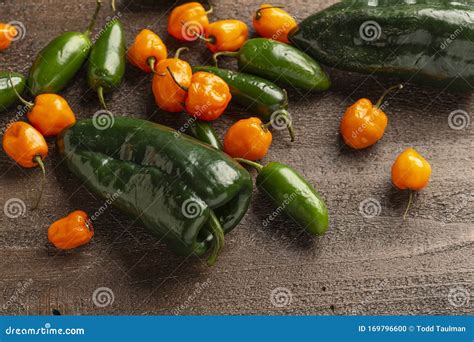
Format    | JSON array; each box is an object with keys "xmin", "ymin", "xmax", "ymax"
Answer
[
  {"xmin": 168, "ymin": 2, "xmax": 212, "ymax": 42},
  {"xmin": 203, "ymin": 20, "xmax": 248, "ymax": 53},
  {"xmin": 340, "ymin": 84, "xmax": 403, "ymax": 149},
  {"xmin": 48, "ymin": 210, "xmax": 94, "ymax": 250},
  {"xmin": 252, "ymin": 4, "xmax": 297, "ymax": 44},
  {"xmin": 0, "ymin": 23, "xmax": 17, "ymax": 50},
  {"xmin": 152, "ymin": 47, "xmax": 192, "ymax": 113},
  {"xmin": 391, "ymin": 148, "xmax": 432, "ymax": 220},
  {"xmin": 127, "ymin": 29, "xmax": 168, "ymax": 73},
  {"xmin": 224, "ymin": 117, "xmax": 272, "ymax": 161}
]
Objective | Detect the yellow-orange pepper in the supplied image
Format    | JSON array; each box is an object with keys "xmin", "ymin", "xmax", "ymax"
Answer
[
  {"xmin": 224, "ymin": 117, "xmax": 272, "ymax": 161},
  {"xmin": 168, "ymin": 2, "xmax": 211, "ymax": 41},
  {"xmin": 391, "ymin": 148, "xmax": 432, "ymax": 219},
  {"xmin": 0, "ymin": 23, "xmax": 17, "ymax": 50},
  {"xmin": 252, "ymin": 4, "xmax": 297, "ymax": 43},
  {"xmin": 48, "ymin": 210, "xmax": 94, "ymax": 250},
  {"xmin": 340, "ymin": 85, "xmax": 403, "ymax": 149},
  {"xmin": 152, "ymin": 48, "xmax": 192, "ymax": 113},
  {"xmin": 127, "ymin": 29, "xmax": 168, "ymax": 73},
  {"xmin": 185, "ymin": 72, "xmax": 231, "ymax": 121},
  {"xmin": 204, "ymin": 20, "xmax": 248, "ymax": 53}
]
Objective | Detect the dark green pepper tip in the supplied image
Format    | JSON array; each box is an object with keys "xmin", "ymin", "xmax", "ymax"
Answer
[
  {"xmin": 84, "ymin": 0, "xmax": 102, "ymax": 37},
  {"xmin": 206, "ymin": 211, "xmax": 225, "ymax": 266},
  {"xmin": 213, "ymin": 51, "xmax": 239, "ymax": 67}
]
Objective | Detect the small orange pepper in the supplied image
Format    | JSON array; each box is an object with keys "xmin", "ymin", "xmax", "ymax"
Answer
[
  {"xmin": 391, "ymin": 148, "xmax": 432, "ymax": 219},
  {"xmin": 168, "ymin": 2, "xmax": 211, "ymax": 41},
  {"xmin": 185, "ymin": 71, "xmax": 231, "ymax": 121},
  {"xmin": 340, "ymin": 85, "xmax": 403, "ymax": 149},
  {"xmin": 127, "ymin": 29, "xmax": 168, "ymax": 73},
  {"xmin": 48, "ymin": 210, "xmax": 94, "ymax": 250},
  {"xmin": 252, "ymin": 4, "xmax": 297, "ymax": 44},
  {"xmin": 203, "ymin": 20, "xmax": 248, "ymax": 53},
  {"xmin": 0, "ymin": 23, "xmax": 17, "ymax": 50},
  {"xmin": 152, "ymin": 48, "xmax": 192, "ymax": 113},
  {"xmin": 224, "ymin": 117, "xmax": 272, "ymax": 161}
]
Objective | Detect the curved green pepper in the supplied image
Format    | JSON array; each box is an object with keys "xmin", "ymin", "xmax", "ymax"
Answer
[
  {"xmin": 213, "ymin": 38, "xmax": 330, "ymax": 92},
  {"xmin": 185, "ymin": 120, "xmax": 223, "ymax": 150},
  {"xmin": 0, "ymin": 71, "xmax": 26, "ymax": 112},
  {"xmin": 57, "ymin": 117, "xmax": 252, "ymax": 265},
  {"xmin": 236, "ymin": 158, "xmax": 328, "ymax": 236},
  {"xmin": 28, "ymin": 1, "xmax": 101, "ymax": 96},
  {"xmin": 87, "ymin": 18, "xmax": 126, "ymax": 109},
  {"xmin": 193, "ymin": 66, "xmax": 295, "ymax": 141},
  {"xmin": 289, "ymin": 0, "xmax": 474, "ymax": 91}
]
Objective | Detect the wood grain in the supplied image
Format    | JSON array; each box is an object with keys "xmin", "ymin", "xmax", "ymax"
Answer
[{"xmin": 0, "ymin": 0, "xmax": 472, "ymax": 315}]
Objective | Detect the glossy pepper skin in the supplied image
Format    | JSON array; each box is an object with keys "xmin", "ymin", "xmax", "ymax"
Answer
[
  {"xmin": 127, "ymin": 29, "xmax": 167, "ymax": 73},
  {"xmin": 237, "ymin": 159, "xmax": 329, "ymax": 236},
  {"xmin": 253, "ymin": 4, "xmax": 297, "ymax": 43},
  {"xmin": 193, "ymin": 66, "xmax": 295, "ymax": 141},
  {"xmin": 214, "ymin": 38, "xmax": 330, "ymax": 91},
  {"xmin": 392, "ymin": 148, "xmax": 432, "ymax": 191},
  {"xmin": 0, "ymin": 23, "xmax": 17, "ymax": 50},
  {"xmin": 185, "ymin": 120, "xmax": 223, "ymax": 150},
  {"xmin": 3, "ymin": 121, "xmax": 48, "ymax": 168},
  {"xmin": 289, "ymin": 0, "xmax": 474, "ymax": 91},
  {"xmin": 204, "ymin": 20, "xmax": 248, "ymax": 53},
  {"xmin": 0, "ymin": 71, "xmax": 26, "ymax": 112},
  {"xmin": 168, "ymin": 2, "xmax": 210, "ymax": 41},
  {"xmin": 185, "ymin": 72, "xmax": 231, "ymax": 121},
  {"xmin": 224, "ymin": 117, "xmax": 272, "ymax": 161},
  {"xmin": 28, "ymin": 1, "xmax": 101, "ymax": 95},
  {"xmin": 88, "ymin": 19, "xmax": 126, "ymax": 109},
  {"xmin": 58, "ymin": 117, "xmax": 253, "ymax": 264},
  {"xmin": 48, "ymin": 210, "xmax": 94, "ymax": 250}
]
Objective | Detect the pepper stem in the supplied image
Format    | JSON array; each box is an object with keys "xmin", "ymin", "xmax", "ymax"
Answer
[
  {"xmin": 84, "ymin": 0, "xmax": 102, "ymax": 37},
  {"xmin": 403, "ymin": 190, "xmax": 414, "ymax": 221},
  {"xmin": 174, "ymin": 47, "xmax": 189, "ymax": 59},
  {"xmin": 31, "ymin": 155, "xmax": 46, "ymax": 210},
  {"xmin": 375, "ymin": 84, "xmax": 404, "ymax": 108},
  {"xmin": 277, "ymin": 109, "xmax": 295, "ymax": 142},
  {"xmin": 207, "ymin": 210, "xmax": 224, "ymax": 266},
  {"xmin": 147, "ymin": 56, "xmax": 156, "ymax": 73},
  {"xmin": 97, "ymin": 86, "xmax": 108, "ymax": 110},
  {"xmin": 111, "ymin": 0, "xmax": 116, "ymax": 12},
  {"xmin": 205, "ymin": 5, "xmax": 213, "ymax": 14},
  {"xmin": 234, "ymin": 158, "xmax": 264, "ymax": 172},
  {"xmin": 213, "ymin": 51, "xmax": 239, "ymax": 67},
  {"xmin": 9, "ymin": 71, "xmax": 34, "ymax": 108},
  {"xmin": 166, "ymin": 66, "xmax": 189, "ymax": 92}
]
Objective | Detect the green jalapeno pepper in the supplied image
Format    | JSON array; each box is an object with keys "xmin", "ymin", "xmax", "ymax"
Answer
[
  {"xmin": 0, "ymin": 71, "xmax": 26, "ymax": 112},
  {"xmin": 193, "ymin": 66, "xmax": 295, "ymax": 141},
  {"xmin": 236, "ymin": 158, "xmax": 329, "ymax": 236},
  {"xmin": 87, "ymin": 13, "xmax": 126, "ymax": 109},
  {"xmin": 289, "ymin": 0, "xmax": 474, "ymax": 91},
  {"xmin": 28, "ymin": 1, "xmax": 101, "ymax": 96},
  {"xmin": 185, "ymin": 120, "xmax": 223, "ymax": 150},
  {"xmin": 213, "ymin": 38, "xmax": 330, "ymax": 92},
  {"xmin": 57, "ymin": 117, "xmax": 253, "ymax": 265}
]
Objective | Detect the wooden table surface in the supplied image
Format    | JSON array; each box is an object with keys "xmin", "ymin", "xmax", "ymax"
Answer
[{"xmin": 0, "ymin": 0, "xmax": 472, "ymax": 315}]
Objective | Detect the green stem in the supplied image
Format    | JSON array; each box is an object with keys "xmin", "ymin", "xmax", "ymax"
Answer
[
  {"xmin": 212, "ymin": 51, "xmax": 239, "ymax": 67},
  {"xmin": 166, "ymin": 66, "xmax": 188, "ymax": 92},
  {"xmin": 205, "ymin": 5, "xmax": 213, "ymax": 14},
  {"xmin": 111, "ymin": 0, "xmax": 116, "ymax": 12},
  {"xmin": 234, "ymin": 158, "xmax": 263, "ymax": 172},
  {"xmin": 84, "ymin": 0, "xmax": 102, "ymax": 37},
  {"xmin": 280, "ymin": 109, "xmax": 295, "ymax": 142},
  {"xmin": 97, "ymin": 86, "xmax": 107, "ymax": 110},
  {"xmin": 147, "ymin": 56, "xmax": 156, "ymax": 73},
  {"xmin": 403, "ymin": 190, "xmax": 413, "ymax": 221},
  {"xmin": 206, "ymin": 210, "xmax": 224, "ymax": 266},
  {"xmin": 31, "ymin": 155, "xmax": 46, "ymax": 210},
  {"xmin": 174, "ymin": 47, "xmax": 189, "ymax": 59},
  {"xmin": 9, "ymin": 71, "xmax": 34, "ymax": 108},
  {"xmin": 375, "ymin": 84, "xmax": 404, "ymax": 108}
]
